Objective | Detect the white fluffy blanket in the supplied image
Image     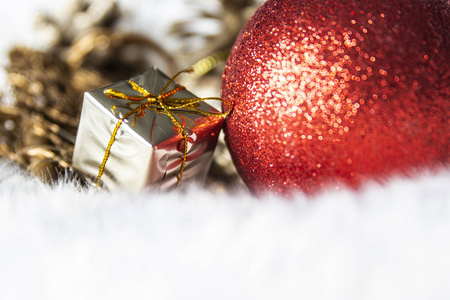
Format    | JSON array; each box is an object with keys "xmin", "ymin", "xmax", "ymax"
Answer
[
  {"xmin": 1, "ymin": 160, "xmax": 450, "ymax": 299},
  {"xmin": 1, "ymin": 1, "xmax": 450, "ymax": 297}
]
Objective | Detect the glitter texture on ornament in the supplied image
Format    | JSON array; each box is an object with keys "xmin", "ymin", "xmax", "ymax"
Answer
[{"xmin": 222, "ymin": 0, "xmax": 450, "ymax": 196}]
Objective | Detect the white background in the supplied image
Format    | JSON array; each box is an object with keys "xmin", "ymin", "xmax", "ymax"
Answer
[{"xmin": 1, "ymin": 1, "xmax": 450, "ymax": 299}]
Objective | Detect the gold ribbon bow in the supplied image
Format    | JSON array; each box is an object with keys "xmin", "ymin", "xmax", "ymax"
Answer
[{"xmin": 95, "ymin": 68, "xmax": 229, "ymax": 188}]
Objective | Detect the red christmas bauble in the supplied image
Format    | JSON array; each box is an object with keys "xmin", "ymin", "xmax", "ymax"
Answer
[{"xmin": 222, "ymin": 0, "xmax": 449, "ymax": 196}]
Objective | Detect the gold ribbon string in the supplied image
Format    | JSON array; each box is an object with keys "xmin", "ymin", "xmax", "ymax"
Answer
[{"xmin": 95, "ymin": 68, "xmax": 230, "ymax": 188}]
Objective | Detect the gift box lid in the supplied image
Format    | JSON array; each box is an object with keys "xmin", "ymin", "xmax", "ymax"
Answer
[{"xmin": 88, "ymin": 66, "xmax": 217, "ymax": 146}]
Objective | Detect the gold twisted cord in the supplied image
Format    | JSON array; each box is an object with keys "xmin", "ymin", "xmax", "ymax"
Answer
[
  {"xmin": 95, "ymin": 105, "xmax": 143, "ymax": 185},
  {"xmin": 95, "ymin": 68, "xmax": 230, "ymax": 188}
]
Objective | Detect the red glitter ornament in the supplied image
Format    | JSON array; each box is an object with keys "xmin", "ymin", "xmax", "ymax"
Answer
[{"xmin": 221, "ymin": 0, "xmax": 450, "ymax": 196}]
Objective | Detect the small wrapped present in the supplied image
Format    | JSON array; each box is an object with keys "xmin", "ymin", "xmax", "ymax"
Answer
[{"xmin": 72, "ymin": 67, "xmax": 227, "ymax": 192}]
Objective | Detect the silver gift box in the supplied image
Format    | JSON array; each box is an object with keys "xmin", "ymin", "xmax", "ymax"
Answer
[{"xmin": 72, "ymin": 67, "xmax": 224, "ymax": 192}]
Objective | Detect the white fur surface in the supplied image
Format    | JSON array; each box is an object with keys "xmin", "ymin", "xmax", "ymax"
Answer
[
  {"xmin": 2, "ymin": 1, "xmax": 450, "ymax": 299},
  {"xmin": 1, "ymin": 160, "xmax": 450, "ymax": 300}
]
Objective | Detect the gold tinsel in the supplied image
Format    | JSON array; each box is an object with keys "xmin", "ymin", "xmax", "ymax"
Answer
[{"xmin": 0, "ymin": 0, "xmax": 260, "ymax": 191}]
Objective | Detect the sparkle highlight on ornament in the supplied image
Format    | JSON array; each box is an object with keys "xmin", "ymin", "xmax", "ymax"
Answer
[{"xmin": 222, "ymin": 0, "xmax": 449, "ymax": 196}]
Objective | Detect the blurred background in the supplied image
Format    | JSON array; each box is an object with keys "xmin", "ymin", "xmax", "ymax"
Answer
[
  {"xmin": 0, "ymin": 0, "xmax": 261, "ymax": 81},
  {"xmin": 0, "ymin": 0, "xmax": 264, "ymax": 192}
]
